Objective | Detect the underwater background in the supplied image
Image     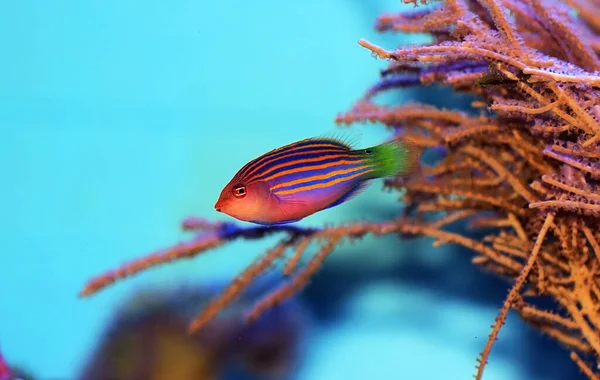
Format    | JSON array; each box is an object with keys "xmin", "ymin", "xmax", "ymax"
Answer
[{"xmin": 0, "ymin": 0, "xmax": 587, "ymax": 379}]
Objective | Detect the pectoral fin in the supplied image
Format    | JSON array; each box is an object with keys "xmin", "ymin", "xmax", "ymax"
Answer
[{"xmin": 272, "ymin": 193, "xmax": 308, "ymax": 224}]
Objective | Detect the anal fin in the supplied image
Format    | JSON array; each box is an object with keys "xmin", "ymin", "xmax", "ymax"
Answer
[
  {"xmin": 323, "ymin": 180, "xmax": 371, "ymax": 210},
  {"xmin": 249, "ymin": 219, "xmax": 302, "ymax": 225}
]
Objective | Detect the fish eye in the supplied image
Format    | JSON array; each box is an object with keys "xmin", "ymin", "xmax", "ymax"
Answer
[
  {"xmin": 365, "ymin": 149, "xmax": 373, "ymax": 154},
  {"xmin": 232, "ymin": 184, "xmax": 247, "ymax": 198}
]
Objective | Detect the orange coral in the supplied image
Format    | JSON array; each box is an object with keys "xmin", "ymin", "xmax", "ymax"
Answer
[{"xmin": 81, "ymin": 0, "xmax": 600, "ymax": 378}]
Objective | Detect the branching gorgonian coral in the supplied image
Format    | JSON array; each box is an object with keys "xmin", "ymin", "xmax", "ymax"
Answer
[{"xmin": 81, "ymin": 0, "xmax": 600, "ymax": 378}]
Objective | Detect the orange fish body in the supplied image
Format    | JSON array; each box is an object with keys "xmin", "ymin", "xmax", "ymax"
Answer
[{"xmin": 215, "ymin": 136, "xmax": 417, "ymax": 225}]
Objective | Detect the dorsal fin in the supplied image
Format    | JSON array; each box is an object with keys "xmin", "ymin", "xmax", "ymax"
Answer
[{"xmin": 316, "ymin": 129, "xmax": 363, "ymax": 150}]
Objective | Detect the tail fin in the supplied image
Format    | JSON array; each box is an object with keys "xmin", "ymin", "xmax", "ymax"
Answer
[{"xmin": 359, "ymin": 137, "xmax": 420, "ymax": 179}]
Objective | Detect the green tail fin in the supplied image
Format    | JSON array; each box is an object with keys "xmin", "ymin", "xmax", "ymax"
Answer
[{"xmin": 357, "ymin": 138, "xmax": 420, "ymax": 179}]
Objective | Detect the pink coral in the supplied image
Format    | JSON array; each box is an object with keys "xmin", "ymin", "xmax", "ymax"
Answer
[{"xmin": 0, "ymin": 350, "xmax": 11, "ymax": 380}]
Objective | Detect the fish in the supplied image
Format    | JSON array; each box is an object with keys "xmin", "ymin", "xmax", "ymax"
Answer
[{"xmin": 214, "ymin": 134, "xmax": 419, "ymax": 225}]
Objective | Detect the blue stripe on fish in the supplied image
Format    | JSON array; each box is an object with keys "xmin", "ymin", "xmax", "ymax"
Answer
[
  {"xmin": 240, "ymin": 146, "xmax": 349, "ymax": 181},
  {"xmin": 272, "ymin": 165, "xmax": 374, "ymax": 196},
  {"xmin": 235, "ymin": 138, "xmax": 353, "ymax": 181},
  {"xmin": 250, "ymin": 154, "xmax": 365, "ymax": 184}
]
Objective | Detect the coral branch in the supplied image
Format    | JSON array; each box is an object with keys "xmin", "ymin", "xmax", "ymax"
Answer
[
  {"xmin": 81, "ymin": 220, "xmax": 318, "ymax": 298},
  {"xmin": 475, "ymin": 213, "xmax": 555, "ymax": 380},
  {"xmin": 187, "ymin": 241, "xmax": 290, "ymax": 333}
]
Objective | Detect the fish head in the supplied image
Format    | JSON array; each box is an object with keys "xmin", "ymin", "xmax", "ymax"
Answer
[{"xmin": 215, "ymin": 180, "xmax": 273, "ymax": 222}]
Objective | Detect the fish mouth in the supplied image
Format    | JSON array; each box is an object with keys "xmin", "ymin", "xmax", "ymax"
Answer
[{"xmin": 214, "ymin": 203, "xmax": 223, "ymax": 212}]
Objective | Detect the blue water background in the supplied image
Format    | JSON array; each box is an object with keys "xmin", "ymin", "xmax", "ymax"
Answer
[{"xmin": 0, "ymin": 1, "xmax": 584, "ymax": 379}]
